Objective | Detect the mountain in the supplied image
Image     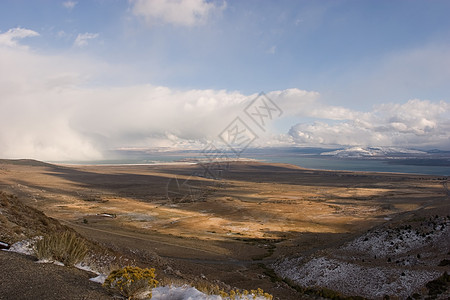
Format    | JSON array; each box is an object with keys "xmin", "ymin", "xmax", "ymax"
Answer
[{"xmin": 320, "ymin": 147, "xmax": 428, "ymax": 158}]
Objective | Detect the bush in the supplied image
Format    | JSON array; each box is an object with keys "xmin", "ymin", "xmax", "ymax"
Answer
[
  {"xmin": 438, "ymin": 259, "xmax": 450, "ymax": 266},
  {"xmin": 34, "ymin": 231, "xmax": 88, "ymax": 266},
  {"xmin": 103, "ymin": 266, "xmax": 158, "ymax": 299},
  {"xmin": 426, "ymin": 272, "xmax": 449, "ymax": 297}
]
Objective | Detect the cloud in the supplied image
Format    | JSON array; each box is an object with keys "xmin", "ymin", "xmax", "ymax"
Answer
[
  {"xmin": 62, "ymin": 1, "xmax": 77, "ymax": 10},
  {"xmin": 288, "ymin": 99, "xmax": 450, "ymax": 149},
  {"xmin": 130, "ymin": 0, "xmax": 225, "ymax": 27},
  {"xmin": 0, "ymin": 37, "xmax": 251, "ymax": 160},
  {"xmin": 74, "ymin": 32, "xmax": 99, "ymax": 47},
  {"xmin": 265, "ymin": 88, "xmax": 355, "ymax": 120},
  {"xmin": 266, "ymin": 89, "xmax": 449, "ymax": 149},
  {"xmin": 0, "ymin": 27, "xmax": 39, "ymax": 48},
  {"xmin": 0, "ymin": 27, "xmax": 448, "ymax": 161},
  {"xmin": 0, "ymin": 42, "xmax": 108, "ymax": 160}
]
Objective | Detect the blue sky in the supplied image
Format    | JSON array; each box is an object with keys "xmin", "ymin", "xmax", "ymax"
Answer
[{"xmin": 0, "ymin": 0, "xmax": 449, "ymax": 160}]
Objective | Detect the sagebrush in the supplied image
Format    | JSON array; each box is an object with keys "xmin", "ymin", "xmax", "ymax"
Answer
[{"xmin": 104, "ymin": 266, "xmax": 158, "ymax": 299}]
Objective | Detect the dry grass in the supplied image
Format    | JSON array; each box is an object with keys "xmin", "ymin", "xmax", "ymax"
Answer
[
  {"xmin": 0, "ymin": 191, "xmax": 67, "ymax": 244},
  {"xmin": 34, "ymin": 231, "xmax": 88, "ymax": 266}
]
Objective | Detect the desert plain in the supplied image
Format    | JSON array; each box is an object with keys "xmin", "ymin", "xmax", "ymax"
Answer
[{"xmin": 0, "ymin": 159, "xmax": 449, "ymax": 299}]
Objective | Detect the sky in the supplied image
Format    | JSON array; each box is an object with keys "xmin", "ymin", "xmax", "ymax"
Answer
[{"xmin": 0, "ymin": 0, "xmax": 449, "ymax": 161}]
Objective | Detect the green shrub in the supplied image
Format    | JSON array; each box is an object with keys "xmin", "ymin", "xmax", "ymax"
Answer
[
  {"xmin": 34, "ymin": 231, "xmax": 88, "ymax": 266},
  {"xmin": 103, "ymin": 266, "xmax": 158, "ymax": 299}
]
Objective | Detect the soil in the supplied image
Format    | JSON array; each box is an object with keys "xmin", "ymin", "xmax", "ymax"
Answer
[{"xmin": 0, "ymin": 251, "xmax": 111, "ymax": 300}]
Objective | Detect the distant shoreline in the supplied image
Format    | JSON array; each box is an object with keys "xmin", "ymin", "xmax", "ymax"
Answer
[
  {"xmin": 48, "ymin": 160, "xmax": 448, "ymax": 177},
  {"xmin": 2, "ymin": 156, "xmax": 448, "ymax": 176}
]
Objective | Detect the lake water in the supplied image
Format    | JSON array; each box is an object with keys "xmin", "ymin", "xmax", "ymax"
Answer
[
  {"xmin": 56, "ymin": 150, "xmax": 450, "ymax": 176},
  {"xmin": 249, "ymin": 155, "xmax": 450, "ymax": 176}
]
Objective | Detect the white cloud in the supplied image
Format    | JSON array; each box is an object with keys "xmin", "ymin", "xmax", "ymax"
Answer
[
  {"xmin": 288, "ymin": 99, "xmax": 450, "ymax": 149},
  {"xmin": 0, "ymin": 27, "xmax": 39, "ymax": 48},
  {"xmin": 265, "ymin": 89, "xmax": 449, "ymax": 149},
  {"xmin": 63, "ymin": 1, "xmax": 77, "ymax": 10},
  {"xmin": 0, "ymin": 27, "xmax": 448, "ymax": 161},
  {"xmin": 0, "ymin": 38, "xmax": 251, "ymax": 160},
  {"xmin": 131, "ymin": 0, "xmax": 225, "ymax": 27},
  {"xmin": 74, "ymin": 32, "xmax": 99, "ymax": 47}
]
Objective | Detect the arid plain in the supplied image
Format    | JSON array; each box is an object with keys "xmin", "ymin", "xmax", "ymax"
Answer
[{"xmin": 0, "ymin": 159, "xmax": 448, "ymax": 299}]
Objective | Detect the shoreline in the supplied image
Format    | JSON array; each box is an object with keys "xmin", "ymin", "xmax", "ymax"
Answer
[
  {"xmin": 52, "ymin": 160, "xmax": 448, "ymax": 177},
  {"xmin": 1, "ymin": 157, "xmax": 448, "ymax": 176}
]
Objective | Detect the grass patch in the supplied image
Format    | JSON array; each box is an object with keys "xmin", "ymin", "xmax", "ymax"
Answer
[{"xmin": 34, "ymin": 231, "xmax": 88, "ymax": 266}]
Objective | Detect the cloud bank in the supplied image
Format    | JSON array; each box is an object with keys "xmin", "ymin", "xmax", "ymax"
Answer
[
  {"xmin": 287, "ymin": 99, "xmax": 449, "ymax": 149},
  {"xmin": 0, "ymin": 27, "xmax": 449, "ymax": 161}
]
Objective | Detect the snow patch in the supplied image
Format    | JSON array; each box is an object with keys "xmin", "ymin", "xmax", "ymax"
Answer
[
  {"xmin": 75, "ymin": 262, "xmax": 100, "ymax": 274},
  {"xmin": 37, "ymin": 259, "xmax": 64, "ymax": 266},
  {"xmin": 152, "ymin": 286, "xmax": 272, "ymax": 300},
  {"xmin": 75, "ymin": 262, "xmax": 110, "ymax": 284},
  {"xmin": 274, "ymin": 257, "xmax": 439, "ymax": 298},
  {"xmin": 7, "ymin": 237, "xmax": 41, "ymax": 255},
  {"xmin": 273, "ymin": 217, "xmax": 449, "ymax": 298},
  {"xmin": 151, "ymin": 286, "xmax": 218, "ymax": 300},
  {"xmin": 342, "ymin": 219, "xmax": 449, "ymax": 258},
  {"xmin": 89, "ymin": 274, "xmax": 108, "ymax": 284}
]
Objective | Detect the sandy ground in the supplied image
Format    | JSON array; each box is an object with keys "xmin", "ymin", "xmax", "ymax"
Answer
[{"xmin": 0, "ymin": 159, "xmax": 448, "ymax": 299}]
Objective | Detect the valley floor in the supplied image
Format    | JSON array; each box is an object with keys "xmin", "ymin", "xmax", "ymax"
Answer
[{"xmin": 0, "ymin": 159, "xmax": 448, "ymax": 299}]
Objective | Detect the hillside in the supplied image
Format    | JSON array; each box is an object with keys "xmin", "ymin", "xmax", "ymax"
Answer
[
  {"xmin": 0, "ymin": 191, "xmax": 111, "ymax": 299},
  {"xmin": 0, "ymin": 191, "xmax": 72, "ymax": 244},
  {"xmin": 273, "ymin": 208, "xmax": 450, "ymax": 298},
  {"xmin": 0, "ymin": 250, "xmax": 111, "ymax": 300}
]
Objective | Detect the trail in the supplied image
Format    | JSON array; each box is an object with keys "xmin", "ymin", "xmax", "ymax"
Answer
[
  {"xmin": 62, "ymin": 220, "xmax": 224, "ymax": 256},
  {"xmin": 62, "ymin": 220, "xmax": 258, "ymax": 267}
]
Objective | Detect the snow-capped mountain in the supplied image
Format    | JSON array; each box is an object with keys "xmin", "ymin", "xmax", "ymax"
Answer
[{"xmin": 320, "ymin": 147, "xmax": 428, "ymax": 158}]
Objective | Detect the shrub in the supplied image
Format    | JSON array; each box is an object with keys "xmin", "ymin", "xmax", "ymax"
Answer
[
  {"xmin": 438, "ymin": 259, "xmax": 450, "ymax": 266},
  {"xmin": 426, "ymin": 272, "xmax": 449, "ymax": 297},
  {"xmin": 103, "ymin": 266, "xmax": 158, "ymax": 299},
  {"xmin": 34, "ymin": 231, "xmax": 88, "ymax": 266}
]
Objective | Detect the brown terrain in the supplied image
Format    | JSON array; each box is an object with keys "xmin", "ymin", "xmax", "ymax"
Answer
[{"xmin": 0, "ymin": 159, "xmax": 449, "ymax": 299}]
